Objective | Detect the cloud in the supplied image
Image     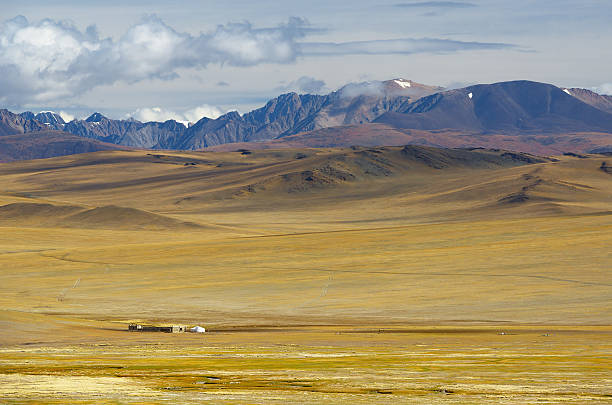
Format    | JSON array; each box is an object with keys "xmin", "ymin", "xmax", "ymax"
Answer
[
  {"xmin": 277, "ymin": 76, "xmax": 327, "ymax": 93},
  {"xmin": 129, "ymin": 104, "xmax": 223, "ymax": 124},
  {"xmin": 300, "ymin": 38, "xmax": 513, "ymax": 56},
  {"xmin": 182, "ymin": 105, "xmax": 224, "ymax": 122},
  {"xmin": 395, "ymin": 1, "xmax": 477, "ymax": 8},
  {"xmin": 130, "ymin": 107, "xmax": 180, "ymax": 123},
  {"xmin": 0, "ymin": 15, "xmax": 515, "ymax": 106},
  {"xmin": 593, "ymin": 83, "xmax": 612, "ymax": 95},
  {"xmin": 443, "ymin": 80, "xmax": 474, "ymax": 90},
  {"xmin": 338, "ymin": 81, "xmax": 385, "ymax": 98},
  {"xmin": 0, "ymin": 15, "xmax": 310, "ymax": 105},
  {"xmin": 58, "ymin": 111, "xmax": 75, "ymax": 122}
]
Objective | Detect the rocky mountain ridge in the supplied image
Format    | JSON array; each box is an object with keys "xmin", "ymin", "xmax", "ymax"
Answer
[
  {"xmin": 3, "ymin": 79, "xmax": 441, "ymax": 149},
  {"xmin": 2, "ymin": 79, "xmax": 612, "ymax": 158}
]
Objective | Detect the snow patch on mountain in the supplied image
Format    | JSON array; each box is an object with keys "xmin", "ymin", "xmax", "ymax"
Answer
[{"xmin": 394, "ymin": 79, "xmax": 412, "ymax": 88}]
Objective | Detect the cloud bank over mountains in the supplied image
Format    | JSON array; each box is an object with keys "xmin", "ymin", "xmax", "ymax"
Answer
[
  {"xmin": 594, "ymin": 83, "xmax": 612, "ymax": 96},
  {"xmin": 0, "ymin": 14, "xmax": 514, "ymax": 107},
  {"xmin": 394, "ymin": 2, "xmax": 477, "ymax": 9},
  {"xmin": 0, "ymin": 15, "xmax": 309, "ymax": 106},
  {"xmin": 277, "ymin": 76, "xmax": 328, "ymax": 94},
  {"xmin": 300, "ymin": 38, "xmax": 512, "ymax": 56},
  {"xmin": 129, "ymin": 104, "xmax": 224, "ymax": 124}
]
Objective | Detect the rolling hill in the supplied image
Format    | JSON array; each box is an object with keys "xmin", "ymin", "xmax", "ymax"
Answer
[
  {"xmin": 0, "ymin": 146, "xmax": 609, "ymax": 228},
  {"xmin": 0, "ymin": 202, "xmax": 201, "ymax": 230},
  {"xmin": 0, "ymin": 146, "xmax": 609, "ymax": 326}
]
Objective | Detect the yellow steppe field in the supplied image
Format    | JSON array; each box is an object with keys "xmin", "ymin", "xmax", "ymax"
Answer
[{"xmin": 0, "ymin": 146, "xmax": 610, "ymax": 403}]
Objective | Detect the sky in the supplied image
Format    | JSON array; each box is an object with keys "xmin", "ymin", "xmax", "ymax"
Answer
[{"xmin": 2, "ymin": 0, "xmax": 612, "ymax": 122}]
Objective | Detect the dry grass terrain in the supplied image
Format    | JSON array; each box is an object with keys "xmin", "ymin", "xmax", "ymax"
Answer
[
  {"xmin": 207, "ymin": 123, "xmax": 612, "ymax": 156},
  {"xmin": 0, "ymin": 146, "xmax": 610, "ymax": 403}
]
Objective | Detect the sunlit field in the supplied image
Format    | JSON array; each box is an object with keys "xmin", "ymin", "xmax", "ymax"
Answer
[{"xmin": 1, "ymin": 148, "xmax": 610, "ymax": 403}]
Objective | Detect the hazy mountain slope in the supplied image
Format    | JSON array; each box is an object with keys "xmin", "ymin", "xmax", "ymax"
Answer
[
  {"xmin": 206, "ymin": 124, "xmax": 612, "ymax": 156},
  {"xmin": 376, "ymin": 80, "xmax": 612, "ymax": 134},
  {"xmin": 0, "ymin": 131, "xmax": 124, "ymax": 162},
  {"xmin": 206, "ymin": 123, "xmax": 420, "ymax": 151},
  {"xmin": 566, "ymin": 87, "xmax": 612, "ymax": 114}
]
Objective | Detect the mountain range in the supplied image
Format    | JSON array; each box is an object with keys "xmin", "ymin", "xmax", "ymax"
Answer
[{"xmin": 2, "ymin": 79, "xmax": 612, "ymax": 161}]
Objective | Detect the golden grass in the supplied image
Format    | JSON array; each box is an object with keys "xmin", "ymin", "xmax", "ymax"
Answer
[
  {"xmin": 0, "ymin": 149, "xmax": 610, "ymax": 403},
  {"xmin": 0, "ymin": 214, "xmax": 609, "ymax": 326},
  {"xmin": 0, "ymin": 321, "xmax": 610, "ymax": 403}
]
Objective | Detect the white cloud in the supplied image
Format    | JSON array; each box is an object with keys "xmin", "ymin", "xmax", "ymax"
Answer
[
  {"xmin": 593, "ymin": 83, "xmax": 612, "ymax": 95},
  {"xmin": 444, "ymin": 81, "xmax": 474, "ymax": 90},
  {"xmin": 394, "ymin": 2, "xmax": 477, "ymax": 9},
  {"xmin": 300, "ymin": 38, "xmax": 514, "ymax": 56},
  {"xmin": 339, "ymin": 81, "xmax": 385, "ymax": 98},
  {"xmin": 182, "ymin": 105, "xmax": 224, "ymax": 122},
  {"xmin": 0, "ymin": 15, "xmax": 309, "ymax": 105},
  {"xmin": 59, "ymin": 110, "xmax": 75, "ymax": 122},
  {"xmin": 277, "ymin": 76, "xmax": 327, "ymax": 94},
  {"xmin": 0, "ymin": 14, "xmax": 515, "ymax": 107},
  {"xmin": 130, "ymin": 107, "xmax": 178, "ymax": 123},
  {"xmin": 129, "ymin": 104, "xmax": 223, "ymax": 124}
]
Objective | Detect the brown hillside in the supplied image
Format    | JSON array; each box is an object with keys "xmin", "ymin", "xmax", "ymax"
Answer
[
  {"xmin": 0, "ymin": 131, "xmax": 124, "ymax": 162},
  {"xmin": 207, "ymin": 123, "xmax": 612, "ymax": 155}
]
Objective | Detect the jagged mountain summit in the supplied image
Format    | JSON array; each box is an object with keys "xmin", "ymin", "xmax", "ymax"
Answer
[
  {"xmin": 232, "ymin": 80, "xmax": 612, "ymax": 155},
  {"xmin": 64, "ymin": 114, "xmax": 187, "ymax": 148},
  {"xmin": 1, "ymin": 109, "xmax": 46, "ymax": 135},
  {"xmin": 0, "ymin": 109, "xmax": 123, "ymax": 162},
  {"xmin": 19, "ymin": 111, "xmax": 66, "ymax": 131},
  {"xmin": 178, "ymin": 78, "xmax": 442, "ymax": 149},
  {"xmin": 5, "ymin": 78, "xmax": 441, "ymax": 150},
  {"xmin": 203, "ymin": 80, "xmax": 612, "ymax": 155}
]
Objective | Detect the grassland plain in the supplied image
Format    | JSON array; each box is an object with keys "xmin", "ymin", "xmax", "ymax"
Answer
[{"xmin": 0, "ymin": 147, "xmax": 610, "ymax": 403}]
